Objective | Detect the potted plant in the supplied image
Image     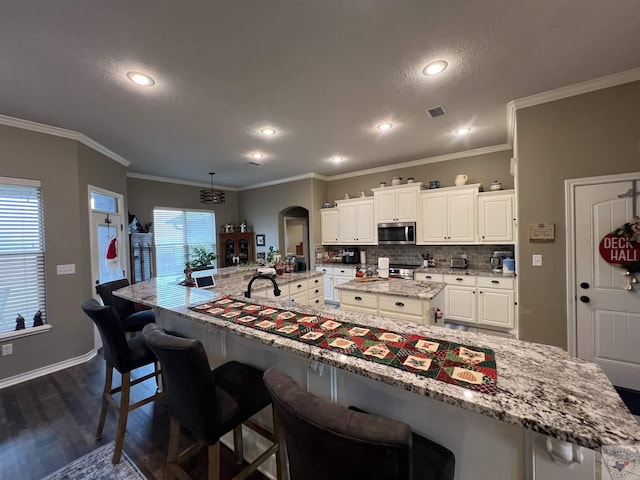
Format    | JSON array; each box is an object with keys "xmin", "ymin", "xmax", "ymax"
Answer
[
  {"xmin": 189, "ymin": 245, "xmax": 217, "ymax": 270},
  {"xmin": 265, "ymin": 246, "xmax": 280, "ymax": 266}
]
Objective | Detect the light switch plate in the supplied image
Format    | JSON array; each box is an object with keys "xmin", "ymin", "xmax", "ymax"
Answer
[
  {"xmin": 56, "ymin": 264, "xmax": 76, "ymax": 275},
  {"xmin": 2, "ymin": 344, "xmax": 13, "ymax": 356},
  {"xmin": 532, "ymin": 255, "xmax": 543, "ymax": 266}
]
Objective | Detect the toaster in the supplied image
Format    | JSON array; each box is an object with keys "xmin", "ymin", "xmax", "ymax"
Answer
[{"xmin": 450, "ymin": 258, "xmax": 468, "ymax": 269}]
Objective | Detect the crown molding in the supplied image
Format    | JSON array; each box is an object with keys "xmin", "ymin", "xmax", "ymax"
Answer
[
  {"xmin": 0, "ymin": 113, "xmax": 130, "ymax": 167},
  {"xmin": 506, "ymin": 67, "xmax": 640, "ymax": 147},
  {"xmin": 239, "ymin": 172, "xmax": 328, "ymax": 191},
  {"xmin": 127, "ymin": 172, "xmax": 238, "ymax": 191}
]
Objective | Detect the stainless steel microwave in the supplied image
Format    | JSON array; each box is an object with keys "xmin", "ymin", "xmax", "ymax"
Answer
[{"xmin": 377, "ymin": 222, "xmax": 416, "ymax": 245}]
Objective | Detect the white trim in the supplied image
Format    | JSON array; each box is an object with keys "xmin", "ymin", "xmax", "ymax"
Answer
[
  {"xmin": 564, "ymin": 171, "xmax": 640, "ymax": 356},
  {"xmin": 0, "ymin": 176, "xmax": 41, "ymax": 187},
  {"xmin": 507, "ymin": 67, "xmax": 640, "ymax": 147},
  {"xmin": 239, "ymin": 172, "xmax": 328, "ymax": 191},
  {"xmin": 0, "ymin": 113, "xmax": 130, "ymax": 167},
  {"xmin": 0, "ymin": 348, "xmax": 98, "ymax": 390},
  {"xmin": 127, "ymin": 172, "xmax": 239, "ymax": 191},
  {"xmin": 0, "ymin": 324, "xmax": 51, "ymax": 342}
]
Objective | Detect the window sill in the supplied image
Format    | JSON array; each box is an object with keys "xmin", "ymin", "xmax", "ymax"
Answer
[{"xmin": 0, "ymin": 324, "xmax": 52, "ymax": 342}]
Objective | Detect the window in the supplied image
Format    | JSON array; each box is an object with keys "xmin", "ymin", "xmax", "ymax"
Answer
[
  {"xmin": 0, "ymin": 177, "xmax": 46, "ymax": 334},
  {"xmin": 153, "ymin": 208, "xmax": 216, "ymax": 277}
]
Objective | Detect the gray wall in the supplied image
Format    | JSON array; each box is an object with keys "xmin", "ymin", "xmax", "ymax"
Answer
[
  {"xmin": 517, "ymin": 81, "xmax": 640, "ymax": 348},
  {"xmin": 0, "ymin": 125, "xmax": 124, "ymax": 380}
]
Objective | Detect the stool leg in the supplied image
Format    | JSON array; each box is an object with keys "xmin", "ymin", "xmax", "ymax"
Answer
[
  {"xmin": 233, "ymin": 425, "xmax": 244, "ymax": 464},
  {"xmin": 96, "ymin": 363, "xmax": 113, "ymax": 440},
  {"xmin": 112, "ymin": 371, "xmax": 131, "ymax": 464},
  {"xmin": 273, "ymin": 408, "xmax": 287, "ymax": 480},
  {"xmin": 208, "ymin": 442, "xmax": 221, "ymax": 480},
  {"xmin": 166, "ymin": 417, "xmax": 180, "ymax": 480}
]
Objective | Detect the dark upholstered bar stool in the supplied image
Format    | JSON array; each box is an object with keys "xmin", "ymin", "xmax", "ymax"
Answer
[
  {"xmin": 95, "ymin": 278, "xmax": 155, "ymax": 333},
  {"xmin": 81, "ymin": 299, "xmax": 164, "ymax": 464},
  {"xmin": 263, "ymin": 367, "xmax": 455, "ymax": 480},
  {"xmin": 142, "ymin": 324, "xmax": 284, "ymax": 480}
]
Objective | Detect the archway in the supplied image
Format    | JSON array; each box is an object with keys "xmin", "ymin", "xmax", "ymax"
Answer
[{"xmin": 279, "ymin": 206, "xmax": 309, "ymax": 271}]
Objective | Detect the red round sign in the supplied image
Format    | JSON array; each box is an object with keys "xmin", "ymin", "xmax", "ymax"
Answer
[{"xmin": 599, "ymin": 233, "xmax": 640, "ymax": 264}]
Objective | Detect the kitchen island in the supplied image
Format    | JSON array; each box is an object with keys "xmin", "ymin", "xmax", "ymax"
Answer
[{"xmin": 116, "ymin": 274, "xmax": 640, "ymax": 480}]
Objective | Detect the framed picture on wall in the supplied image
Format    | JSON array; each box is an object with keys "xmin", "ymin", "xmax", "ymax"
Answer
[{"xmin": 256, "ymin": 234, "xmax": 265, "ymax": 247}]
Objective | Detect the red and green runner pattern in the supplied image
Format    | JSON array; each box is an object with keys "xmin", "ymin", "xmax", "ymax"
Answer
[{"xmin": 190, "ymin": 297, "xmax": 497, "ymax": 395}]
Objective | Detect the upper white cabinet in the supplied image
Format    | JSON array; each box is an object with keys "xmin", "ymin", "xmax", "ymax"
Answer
[
  {"xmin": 478, "ymin": 191, "xmax": 515, "ymax": 243},
  {"xmin": 320, "ymin": 208, "xmax": 340, "ymax": 245},
  {"xmin": 418, "ymin": 185, "xmax": 479, "ymax": 244},
  {"xmin": 372, "ymin": 183, "xmax": 423, "ymax": 223},
  {"xmin": 337, "ymin": 198, "xmax": 376, "ymax": 244}
]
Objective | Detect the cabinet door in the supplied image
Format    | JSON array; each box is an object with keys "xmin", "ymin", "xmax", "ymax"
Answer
[
  {"xmin": 376, "ymin": 190, "xmax": 397, "ymax": 223},
  {"xmin": 395, "ymin": 189, "xmax": 417, "ymax": 222},
  {"xmin": 355, "ymin": 200, "xmax": 376, "ymax": 243},
  {"xmin": 477, "ymin": 288, "xmax": 514, "ymax": 327},
  {"xmin": 444, "ymin": 285, "xmax": 476, "ymax": 323},
  {"xmin": 448, "ymin": 189, "xmax": 476, "ymax": 242},
  {"xmin": 321, "ymin": 209, "xmax": 340, "ymax": 244},
  {"xmin": 419, "ymin": 192, "xmax": 447, "ymax": 242},
  {"xmin": 479, "ymin": 193, "xmax": 514, "ymax": 243},
  {"xmin": 338, "ymin": 202, "xmax": 357, "ymax": 242}
]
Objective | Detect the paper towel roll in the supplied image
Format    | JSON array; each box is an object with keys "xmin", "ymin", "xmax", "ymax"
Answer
[
  {"xmin": 378, "ymin": 269, "xmax": 389, "ymax": 279},
  {"xmin": 360, "ymin": 250, "xmax": 367, "ymax": 265},
  {"xmin": 378, "ymin": 257, "xmax": 389, "ymax": 269}
]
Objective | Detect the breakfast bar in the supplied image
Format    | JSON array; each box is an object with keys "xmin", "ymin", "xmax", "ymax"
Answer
[{"xmin": 116, "ymin": 275, "xmax": 640, "ymax": 480}]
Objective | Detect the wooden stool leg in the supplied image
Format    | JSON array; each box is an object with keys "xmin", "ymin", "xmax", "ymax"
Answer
[
  {"xmin": 96, "ymin": 363, "xmax": 113, "ymax": 440},
  {"xmin": 166, "ymin": 417, "xmax": 180, "ymax": 480},
  {"xmin": 208, "ymin": 442, "xmax": 221, "ymax": 480},
  {"xmin": 112, "ymin": 371, "xmax": 131, "ymax": 464},
  {"xmin": 233, "ymin": 425, "xmax": 244, "ymax": 464},
  {"xmin": 273, "ymin": 408, "xmax": 287, "ymax": 480}
]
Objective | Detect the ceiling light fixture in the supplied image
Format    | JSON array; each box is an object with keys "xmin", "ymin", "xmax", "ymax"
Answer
[
  {"xmin": 454, "ymin": 127, "xmax": 471, "ymax": 135},
  {"xmin": 260, "ymin": 128, "xmax": 276, "ymax": 136},
  {"xmin": 377, "ymin": 122, "xmax": 393, "ymax": 131},
  {"xmin": 251, "ymin": 152, "xmax": 264, "ymax": 159},
  {"xmin": 332, "ymin": 156, "xmax": 344, "ymax": 163},
  {"xmin": 200, "ymin": 172, "xmax": 225, "ymax": 204},
  {"xmin": 126, "ymin": 71, "xmax": 155, "ymax": 86},
  {"xmin": 423, "ymin": 60, "xmax": 448, "ymax": 76}
]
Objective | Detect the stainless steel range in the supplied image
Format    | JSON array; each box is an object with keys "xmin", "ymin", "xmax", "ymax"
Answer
[{"xmin": 388, "ymin": 264, "xmax": 419, "ymax": 280}]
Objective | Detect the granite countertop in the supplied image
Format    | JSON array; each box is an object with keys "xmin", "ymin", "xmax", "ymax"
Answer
[
  {"xmin": 336, "ymin": 278, "xmax": 446, "ymax": 301},
  {"xmin": 115, "ymin": 277, "xmax": 640, "ymax": 450}
]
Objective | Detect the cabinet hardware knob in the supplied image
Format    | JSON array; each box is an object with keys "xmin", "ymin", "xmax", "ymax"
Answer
[
  {"xmin": 491, "ymin": 280, "xmax": 499, "ymax": 284},
  {"xmin": 456, "ymin": 278, "xmax": 463, "ymax": 281},
  {"xmin": 426, "ymin": 276, "xmax": 432, "ymax": 279},
  {"xmin": 355, "ymin": 296, "xmax": 362, "ymax": 301},
  {"xmin": 580, "ymin": 282, "xmax": 589, "ymax": 289},
  {"xmin": 580, "ymin": 296, "xmax": 590, "ymax": 303},
  {"xmin": 395, "ymin": 302, "xmax": 405, "ymax": 307}
]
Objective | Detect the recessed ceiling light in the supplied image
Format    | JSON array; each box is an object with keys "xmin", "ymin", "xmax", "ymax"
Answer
[
  {"xmin": 251, "ymin": 152, "xmax": 264, "ymax": 159},
  {"xmin": 377, "ymin": 123, "xmax": 393, "ymax": 131},
  {"xmin": 332, "ymin": 156, "xmax": 344, "ymax": 163},
  {"xmin": 260, "ymin": 128, "xmax": 276, "ymax": 136},
  {"xmin": 454, "ymin": 127, "xmax": 471, "ymax": 135},
  {"xmin": 126, "ymin": 71, "xmax": 155, "ymax": 86},
  {"xmin": 423, "ymin": 60, "xmax": 448, "ymax": 76}
]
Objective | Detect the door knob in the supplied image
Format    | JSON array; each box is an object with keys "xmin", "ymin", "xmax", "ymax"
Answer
[
  {"xmin": 580, "ymin": 282, "xmax": 589, "ymax": 289},
  {"xmin": 579, "ymin": 296, "xmax": 590, "ymax": 303}
]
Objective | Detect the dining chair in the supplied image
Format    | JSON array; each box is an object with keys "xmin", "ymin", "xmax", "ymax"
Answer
[{"xmin": 95, "ymin": 278, "xmax": 155, "ymax": 333}]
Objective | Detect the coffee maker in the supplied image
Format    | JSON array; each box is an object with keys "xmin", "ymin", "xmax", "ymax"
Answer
[
  {"xmin": 342, "ymin": 247, "xmax": 360, "ymax": 264},
  {"xmin": 490, "ymin": 250, "xmax": 512, "ymax": 273}
]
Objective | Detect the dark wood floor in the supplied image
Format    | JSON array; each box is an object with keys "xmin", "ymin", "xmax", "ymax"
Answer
[{"xmin": 0, "ymin": 353, "xmax": 269, "ymax": 480}]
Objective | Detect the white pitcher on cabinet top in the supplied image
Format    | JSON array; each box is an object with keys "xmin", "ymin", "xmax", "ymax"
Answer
[{"xmin": 454, "ymin": 174, "xmax": 468, "ymax": 186}]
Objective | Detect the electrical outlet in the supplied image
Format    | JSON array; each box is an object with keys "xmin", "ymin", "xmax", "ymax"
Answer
[
  {"xmin": 2, "ymin": 344, "xmax": 13, "ymax": 356},
  {"xmin": 532, "ymin": 254, "xmax": 543, "ymax": 266}
]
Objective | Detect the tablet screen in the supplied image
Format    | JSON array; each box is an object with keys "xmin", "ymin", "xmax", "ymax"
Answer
[{"xmin": 194, "ymin": 275, "xmax": 215, "ymax": 288}]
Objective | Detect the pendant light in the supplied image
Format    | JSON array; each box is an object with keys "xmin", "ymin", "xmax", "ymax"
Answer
[{"xmin": 200, "ymin": 172, "xmax": 225, "ymax": 204}]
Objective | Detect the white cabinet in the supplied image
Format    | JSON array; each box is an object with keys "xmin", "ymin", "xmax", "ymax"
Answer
[
  {"xmin": 478, "ymin": 191, "xmax": 515, "ymax": 243},
  {"xmin": 315, "ymin": 265, "xmax": 355, "ymax": 303},
  {"xmin": 414, "ymin": 272, "xmax": 444, "ymax": 283},
  {"xmin": 418, "ymin": 185, "xmax": 478, "ymax": 244},
  {"xmin": 337, "ymin": 198, "xmax": 376, "ymax": 244},
  {"xmin": 443, "ymin": 274, "xmax": 476, "ymax": 323},
  {"xmin": 320, "ymin": 208, "xmax": 340, "ymax": 244},
  {"xmin": 253, "ymin": 275, "xmax": 324, "ymax": 308},
  {"xmin": 372, "ymin": 183, "xmax": 422, "ymax": 223}
]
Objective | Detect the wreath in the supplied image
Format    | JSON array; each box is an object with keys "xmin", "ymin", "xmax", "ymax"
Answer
[{"xmin": 610, "ymin": 216, "xmax": 640, "ymax": 273}]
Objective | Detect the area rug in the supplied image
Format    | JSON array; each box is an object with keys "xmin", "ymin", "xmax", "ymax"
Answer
[
  {"xmin": 191, "ymin": 296, "xmax": 498, "ymax": 395},
  {"xmin": 41, "ymin": 441, "xmax": 146, "ymax": 480}
]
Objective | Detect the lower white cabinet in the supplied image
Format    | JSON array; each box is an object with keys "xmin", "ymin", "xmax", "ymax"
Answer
[
  {"xmin": 339, "ymin": 290, "xmax": 438, "ymax": 325},
  {"xmin": 315, "ymin": 265, "xmax": 355, "ymax": 303},
  {"xmin": 253, "ymin": 275, "xmax": 324, "ymax": 307},
  {"xmin": 443, "ymin": 274, "xmax": 515, "ymax": 329}
]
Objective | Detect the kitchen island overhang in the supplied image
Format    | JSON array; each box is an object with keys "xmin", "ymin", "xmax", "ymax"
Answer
[{"xmin": 115, "ymin": 276, "xmax": 640, "ymax": 479}]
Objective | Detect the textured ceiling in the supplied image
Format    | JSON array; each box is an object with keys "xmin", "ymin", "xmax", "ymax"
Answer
[{"xmin": 1, "ymin": 1, "xmax": 639, "ymax": 188}]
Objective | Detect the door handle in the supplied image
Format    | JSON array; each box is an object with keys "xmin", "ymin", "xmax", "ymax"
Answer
[{"xmin": 580, "ymin": 296, "xmax": 590, "ymax": 303}]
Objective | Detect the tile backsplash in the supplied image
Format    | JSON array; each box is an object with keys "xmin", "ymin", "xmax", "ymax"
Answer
[{"xmin": 318, "ymin": 244, "xmax": 514, "ymax": 270}]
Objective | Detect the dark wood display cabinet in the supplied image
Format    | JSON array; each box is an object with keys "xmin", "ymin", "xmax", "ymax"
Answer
[
  {"xmin": 129, "ymin": 232, "xmax": 153, "ymax": 283},
  {"xmin": 219, "ymin": 232, "xmax": 254, "ymax": 267}
]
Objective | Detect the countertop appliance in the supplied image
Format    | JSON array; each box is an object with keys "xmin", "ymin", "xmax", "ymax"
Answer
[
  {"xmin": 377, "ymin": 222, "xmax": 416, "ymax": 245},
  {"xmin": 450, "ymin": 257, "xmax": 468, "ymax": 269},
  {"xmin": 389, "ymin": 264, "xmax": 419, "ymax": 279},
  {"xmin": 342, "ymin": 247, "xmax": 360, "ymax": 264},
  {"xmin": 490, "ymin": 250, "xmax": 513, "ymax": 273}
]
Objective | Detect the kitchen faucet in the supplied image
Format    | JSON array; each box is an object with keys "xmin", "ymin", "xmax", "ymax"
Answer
[{"xmin": 244, "ymin": 273, "xmax": 281, "ymax": 299}]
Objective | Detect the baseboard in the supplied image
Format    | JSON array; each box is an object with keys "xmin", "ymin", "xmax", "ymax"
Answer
[{"xmin": 0, "ymin": 349, "xmax": 99, "ymax": 390}]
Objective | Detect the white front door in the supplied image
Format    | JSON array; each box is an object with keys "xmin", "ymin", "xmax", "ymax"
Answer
[{"xmin": 573, "ymin": 176, "xmax": 640, "ymax": 390}]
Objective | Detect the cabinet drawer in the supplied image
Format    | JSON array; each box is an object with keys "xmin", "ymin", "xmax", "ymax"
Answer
[
  {"xmin": 378, "ymin": 295, "xmax": 423, "ymax": 317},
  {"xmin": 254, "ymin": 283, "xmax": 289, "ymax": 299},
  {"xmin": 316, "ymin": 266, "xmax": 333, "ymax": 275},
  {"xmin": 289, "ymin": 278, "xmax": 309, "ymax": 293},
  {"xmin": 443, "ymin": 274, "xmax": 476, "ymax": 287},
  {"xmin": 334, "ymin": 266, "xmax": 355, "ymax": 277},
  {"xmin": 308, "ymin": 285, "xmax": 324, "ymax": 300},
  {"xmin": 476, "ymin": 276, "xmax": 514, "ymax": 290},
  {"xmin": 309, "ymin": 296, "xmax": 325, "ymax": 308},
  {"xmin": 289, "ymin": 290, "xmax": 308, "ymax": 306},
  {"xmin": 308, "ymin": 276, "xmax": 323, "ymax": 288},
  {"xmin": 340, "ymin": 291, "xmax": 378, "ymax": 309},
  {"xmin": 415, "ymin": 272, "xmax": 444, "ymax": 283}
]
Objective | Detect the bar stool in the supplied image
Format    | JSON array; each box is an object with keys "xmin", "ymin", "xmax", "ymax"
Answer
[
  {"xmin": 142, "ymin": 323, "xmax": 284, "ymax": 480},
  {"xmin": 81, "ymin": 298, "xmax": 164, "ymax": 463},
  {"xmin": 263, "ymin": 367, "xmax": 455, "ymax": 480},
  {"xmin": 95, "ymin": 278, "xmax": 155, "ymax": 333}
]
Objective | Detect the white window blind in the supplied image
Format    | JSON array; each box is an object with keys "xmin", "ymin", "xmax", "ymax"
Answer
[
  {"xmin": 153, "ymin": 208, "xmax": 216, "ymax": 277},
  {"xmin": 0, "ymin": 177, "xmax": 46, "ymax": 334}
]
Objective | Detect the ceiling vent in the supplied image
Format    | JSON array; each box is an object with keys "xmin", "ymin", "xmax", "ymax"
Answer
[
  {"xmin": 248, "ymin": 160, "xmax": 262, "ymax": 166},
  {"xmin": 425, "ymin": 105, "xmax": 446, "ymax": 119}
]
